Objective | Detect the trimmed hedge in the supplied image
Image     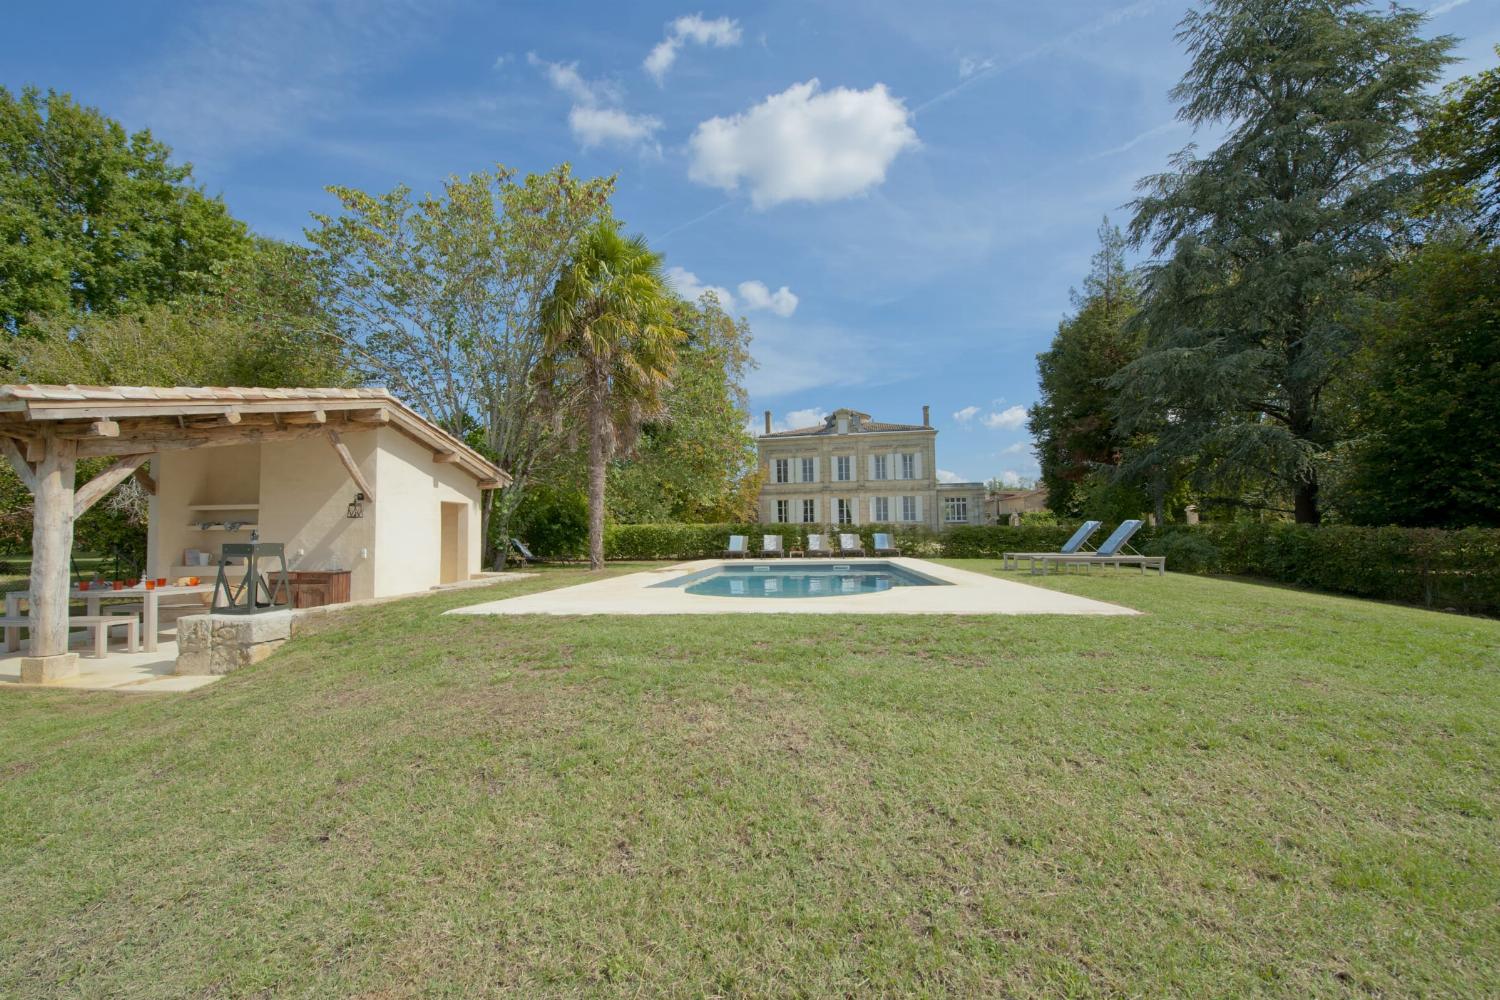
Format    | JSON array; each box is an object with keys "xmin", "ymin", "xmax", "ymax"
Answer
[{"xmin": 599, "ymin": 520, "xmax": 1500, "ymax": 615}]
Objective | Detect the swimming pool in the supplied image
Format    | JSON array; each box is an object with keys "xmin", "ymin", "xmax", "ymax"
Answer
[{"xmin": 651, "ymin": 561, "xmax": 951, "ymax": 598}]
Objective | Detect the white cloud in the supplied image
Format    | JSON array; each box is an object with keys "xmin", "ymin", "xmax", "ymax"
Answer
[
  {"xmin": 668, "ymin": 268, "xmax": 798, "ymax": 316},
  {"xmin": 1428, "ymin": 0, "xmax": 1470, "ymax": 15},
  {"xmin": 687, "ymin": 79, "xmax": 920, "ymax": 208},
  {"xmin": 645, "ymin": 14, "xmax": 742, "ymax": 83},
  {"xmin": 999, "ymin": 470, "xmax": 1024, "ymax": 488},
  {"xmin": 953, "ymin": 405, "xmax": 980, "ymax": 425},
  {"xmin": 981, "ymin": 405, "xmax": 1028, "ymax": 430},
  {"xmin": 530, "ymin": 52, "xmax": 658, "ymax": 151},
  {"xmin": 937, "ymin": 468, "xmax": 965, "ymax": 484},
  {"xmin": 666, "ymin": 266, "xmax": 735, "ymax": 307},
  {"xmin": 736, "ymin": 280, "xmax": 798, "ymax": 317},
  {"xmin": 1000, "ymin": 441, "xmax": 1031, "ymax": 455},
  {"xmin": 782, "ymin": 407, "xmax": 827, "ymax": 431},
  {"xmin": 568, "ymin": 106, "xmax": 662, "ymax": 149}
]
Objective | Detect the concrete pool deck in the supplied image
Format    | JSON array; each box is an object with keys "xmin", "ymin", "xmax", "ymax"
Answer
[{"xmin": 447, "ymin": 558, "xmax": 1140, "ymax": 617}]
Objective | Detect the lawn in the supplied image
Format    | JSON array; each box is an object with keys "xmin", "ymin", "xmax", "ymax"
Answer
[{"xmin": 1, "ymin": 561, "xmax": 1497, "ymax": 997}]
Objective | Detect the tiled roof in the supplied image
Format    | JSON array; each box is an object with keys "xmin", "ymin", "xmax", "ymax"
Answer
[
  {"xmin": 761, "ymin": 417, "xmax": 932, "ymax": 438},
  {"xmin": 0, "ymin": 384, "xmax": 393, "ymax": 403},
  {"xmin": 0, "ymin": 384, "xmax": 508, "ymax": 487}
]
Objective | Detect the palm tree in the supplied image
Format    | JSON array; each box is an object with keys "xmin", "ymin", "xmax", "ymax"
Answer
[{"xmin": 541, "ymin": 222, "xmax": 683, "ymax": 570}]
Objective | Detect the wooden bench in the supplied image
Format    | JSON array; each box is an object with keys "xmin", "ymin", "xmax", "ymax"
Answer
[
  {"xmin": 70, "ymin": 615, "xmax": 140, "ymax": 657},
  {"xmin": 1, "ymin": 615, "xmax": 29, "ymax": 653}
]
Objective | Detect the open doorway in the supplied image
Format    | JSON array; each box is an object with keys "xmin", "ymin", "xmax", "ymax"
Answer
[{"xmin": 439, "ymin": 502, "xmax": 467, "ymax": 584}]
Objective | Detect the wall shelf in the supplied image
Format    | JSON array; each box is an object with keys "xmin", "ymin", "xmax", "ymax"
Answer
[{"xmin": 187, "ymin": 503, "xmax": 261, "ymax": 511}]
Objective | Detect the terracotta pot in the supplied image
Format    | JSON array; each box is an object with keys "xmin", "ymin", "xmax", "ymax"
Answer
[
  {"xmin": 112, "ymin": 581, "xmax": 124, "ymax": 591},
  {"xmin": 144, "ymin": 580, "xmax": 156, "ymax": 590},
  {"xmin": 78, "ymin": 581, "xmax": 90, "ymax": 591},
  {"xmin": 188, "ymin": 577, "xmax": 201, "ymax": 586},
  {"xmin": 156, "ymin": 577, "xmax": 167, "ymax": 587}
]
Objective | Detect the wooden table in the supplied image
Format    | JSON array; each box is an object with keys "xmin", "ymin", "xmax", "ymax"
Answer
[{"xmin": 6, "ymin": 583, "xmax": 215, "ymax": 653}]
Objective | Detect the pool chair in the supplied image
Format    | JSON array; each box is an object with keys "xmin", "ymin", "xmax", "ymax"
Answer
[
  {"xmin": 838, "ymin": 533, "xmax": 866, "ymax": 557},
  {"xmin": 761, "ymin": 534, "xmax": 786, "ymax": 557},
  {"xmin": 1002, "ymin": 520, "xmax": 1101, "ymax": 572},
  {"xmin": 723, "ymin": 535, "xmax": 749, "ymax": 558},
  {"xmin": 872, "ymin": 533, "xmax": 900, "ymax": 556},
  {"xmin": 1032, "ymin": 519, "xmax": 1164, "ymax": 576},
  {"xmin": 511, "ymin": 538, "xmax": 544, "ymax": 564},
  {"xmin": 804, "ymin": 533, "xmax": 833, "ymax": 557}
]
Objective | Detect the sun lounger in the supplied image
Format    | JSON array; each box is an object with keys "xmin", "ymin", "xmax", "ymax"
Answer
[
  {"xmin": 1032, "ymin": 519, "xmax": 1164, "ymax": 575},
  {"xmin": 838, "ymin": 533, "xmax": 866, "ymax": 556},
  {"xmin": 1002, "ymin": 520, "xmax": 1102, "ymax": 571},
  {"xmin": 804, "ymin": 533, "xmax": 833, "ymax": 557},
  {"xmin": 724, "ymin": 535, "xmax": 749, "ymax": 558},
  {"xmin": 511, "ymin": 538, "xmax": 543, "ymax": 564},
  {"xmin": 872, "ymin": 533, "xmax": 899, "ymax": 556},
  {"xmin": 761, "ymin": 535, "xmax": 785, "ymax": 557}
]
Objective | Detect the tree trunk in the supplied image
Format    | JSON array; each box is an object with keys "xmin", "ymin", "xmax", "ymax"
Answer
[
  {"xmin": 479, "ymin": 488, "xmax": 496, "ymax": 570},
  {"xmin": 586, "ymin": 375, "xmax": 610, "ymax": 571},
  {"xmin": 1293, "ymin": 478, "xmax": 1321, "ymax": 525}
]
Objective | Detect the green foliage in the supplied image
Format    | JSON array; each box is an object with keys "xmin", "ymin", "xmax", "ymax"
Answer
[
  {"xmin": 605, "ymin": 295, "xmax": 760, "ymax": 523},
  {"xmin": 540, "ymin": 221, "xmax": 684, "ymax": 569},
  {"xmin": 510, "ymin": 483, "xmax": 589, "ymax": 559},
  {"xmin": 1334, "ymin": 238, "xmax": 1500, "ymax": 527},
  {"xmin": 307, "ymin": 165, "xmax": 616, "ymax": 566},
  {"xmin": 1416, "ymin": 45, "xmax": 1500, "ymax": 235},
  {"xmin": 1029, "ymin": 219, "xmax": 1143, "ymax": 515},
  {"xmin": 1116, "ymin": 0, "xmax": 1454, "ymax": 524},
  {"xmin": 11, "ymin": 238, "xmax": 350, "ymax": 387},
  {"xmin": 0, "ymin": 86, "xmax": 250, "ymax": 336},
  {"xmin": 1151, "ymin": 523, "xmax": 1500, "ymax": 614}
]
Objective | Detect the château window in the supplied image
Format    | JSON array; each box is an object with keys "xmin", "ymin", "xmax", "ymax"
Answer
[
  {"xmin": 836, "ymin": 455, "xmax": 852, "ymax": 481},
  {"xmin": 873, "ymin": 497, "xmax": 890, "ymax": 522},
  {"xmin": 901, "ymin": 496, "xmax": 918, "ymax": 522},
  {"xmin": 776, "ymin": 499, "xmax": 790, "ymax": 523},
  {"xmin": 944, "ymin": 496, "xmax": 968, "ymax": 523},
  {"xmin": 837, "ymin": 499, "xmax": 853, "ymax": 524},
  {"xmin": 801, "ymin": 457, "xmax": 816, "ymax": 482},
  {"xmin": 801, "ymin": 499, "xmax": 817, "ymax": 523},
  {"xmin": 872, "ymin": 455, "xmax": 888, "ymax": 480},
  {"xmin": 899, "ymin": 453, "xmax": 916, "ymax": 480},
  {"xmin": 774, "ymin": 459, "xmax": 789, "ymax": 484}
]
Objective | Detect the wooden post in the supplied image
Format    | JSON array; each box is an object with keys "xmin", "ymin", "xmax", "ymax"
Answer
[{"xmin": 20, "ymin": 433, "xmax": 79, "ymax": 682}]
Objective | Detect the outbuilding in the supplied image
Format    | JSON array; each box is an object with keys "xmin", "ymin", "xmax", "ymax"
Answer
[{"xmin": 0, "ymin": 385, "xmax": 508, "ymax": 684}]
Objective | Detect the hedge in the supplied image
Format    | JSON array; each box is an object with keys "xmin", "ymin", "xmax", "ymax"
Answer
[{"xmin": 595, "ymin": 521, "xmax": 1500, "ymax": 616}]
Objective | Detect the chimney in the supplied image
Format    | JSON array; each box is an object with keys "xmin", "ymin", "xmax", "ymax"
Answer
[
  {"xmin": 764, "ymin": 410, "xmax": 772, "ymax": 434},
  {"xmin": 922, "ymin": 404, "xmax": 930, "ymax": 427}
]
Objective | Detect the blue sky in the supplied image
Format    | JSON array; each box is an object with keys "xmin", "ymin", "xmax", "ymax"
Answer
[{"xmin": 6, "ymin": 1, "xmax": 1496, "ymax": 484}]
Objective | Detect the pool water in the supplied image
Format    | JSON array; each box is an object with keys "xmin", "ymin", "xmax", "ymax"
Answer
[{"xmin": 653, "ymin": 561, "xmax": 949, "ymax": 598}]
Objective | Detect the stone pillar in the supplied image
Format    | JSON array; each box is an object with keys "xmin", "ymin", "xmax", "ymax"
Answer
[
  {"xmin": 1185, "ymin": 504, "xmax": 1200, "ymax": 525},
  {"xmin": 20, "ymin": 434, "xmax": 79, "ymax": 684},
  {"xmin": 1008, "ymin": 512, "xmax": 1021, "ymax": 527}
]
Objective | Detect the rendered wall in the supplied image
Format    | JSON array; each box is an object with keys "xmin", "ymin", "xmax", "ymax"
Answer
[
  {"xmin": 369, "ymin": 426, "xmax": 483, "ymax": 598},
  {"xmin": 145, "ymin": 427, "xmax": 483, "ymax": 603}
]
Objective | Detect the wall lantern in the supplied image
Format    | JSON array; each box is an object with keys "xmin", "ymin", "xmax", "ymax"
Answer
[{"xmin": 346, "ymin": 492, "xmax": 366, "ymax": 519}]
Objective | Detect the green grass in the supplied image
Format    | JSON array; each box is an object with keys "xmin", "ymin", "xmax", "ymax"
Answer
[{"xmin": 2, "ymin": 561, "xmax": 1498, "ymax": 997}]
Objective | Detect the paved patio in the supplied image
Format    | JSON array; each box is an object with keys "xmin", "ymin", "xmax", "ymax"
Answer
[
  {"xmin": 447, "ymin": 558, "xmax": 1141, "ymax": 617},
  {"xmin": 0, "ymin": 611, "xmax": 220, "ymax": 693}
]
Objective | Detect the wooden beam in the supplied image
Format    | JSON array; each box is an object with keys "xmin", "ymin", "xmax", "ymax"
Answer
[
  {"xmin": 74, "ymin": 454, "xmax": 151, "ymax": 517},
  {"xmin": 92, "ymin": 419, "xmax": 120, "ymax": 438},
  {"xmin": 0, "ymin": 436, "xmax": 37, "ymax": 493},
  {"xmin": 132, "ymin": 465, "xmax": 157, "ymax": 496},
  {"xmin": 433, "ymin": 450, "xmax": 461, "ymax": 464},
  {"xmin": 220, "ymin": 408, "xmax": 242, "ymax": 425},
  {"xmin": 25, "ymin": 437, "xmax": 44, "ymax": 463},
  {"xmin": 325, "ymin": 429, "xmax": 375, "ymax": 503},
  {"xmin": 283, "ymin": 409, "xmax": 327, "ymax": 425},
  {"xmin": 348, "ymin": 408, "xmax": 390, "ymax": 425},
  {"xmin": 74, "ymin": 423, "xmax": 333, "ymax": 459}
]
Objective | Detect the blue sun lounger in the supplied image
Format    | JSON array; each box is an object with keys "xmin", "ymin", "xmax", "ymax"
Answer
[
  {"xmin": 1002, "ymin": 520, "xmax": 1102, "ymax": 571},
  {"xmin": 1032, "ymin": 519, "xmax": 1164, "ymax": 575}
]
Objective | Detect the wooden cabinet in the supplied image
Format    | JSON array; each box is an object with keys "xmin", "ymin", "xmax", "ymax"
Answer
[{"xmin": 288, "ymin": 570, "xmax": 352, "ymax": 609}]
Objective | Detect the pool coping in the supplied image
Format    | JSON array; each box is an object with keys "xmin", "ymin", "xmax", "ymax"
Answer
[{"xmin": 446, "ymin": 558, "xmax": 1141, "ymax": 617}]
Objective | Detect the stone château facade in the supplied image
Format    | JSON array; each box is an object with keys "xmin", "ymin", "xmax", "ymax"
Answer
[{"xmin": 755, "ymin": 406, "xmax": 987, "ymax": 531}]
